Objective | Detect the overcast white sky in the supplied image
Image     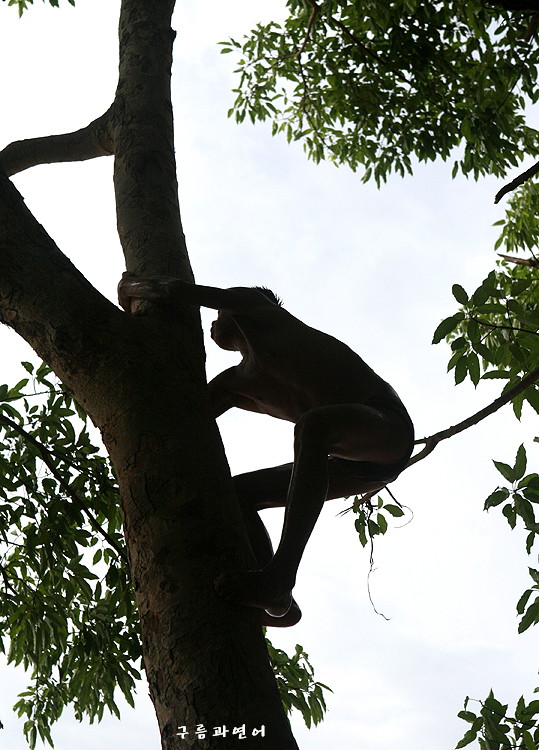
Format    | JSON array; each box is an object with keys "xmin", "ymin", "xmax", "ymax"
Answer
[{"xmin": 0, "ymin": 1, "xmax": 537, "ymax": 748}]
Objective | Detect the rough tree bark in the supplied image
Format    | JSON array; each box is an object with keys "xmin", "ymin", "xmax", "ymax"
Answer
[{"xmin": 0, "ymin": 1, "xmax": 299, "ymax": 748}]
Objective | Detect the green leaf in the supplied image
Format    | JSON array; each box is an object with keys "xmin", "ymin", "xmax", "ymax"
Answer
[
  {"xmin": 467, "ymin": 319, "xmax": 481, "ymax": 344},
  {"xmin": 484, "ymin": 488, "xmax": 510, "ymax": 510},
  {"xmin": 455, "ymin": 356, "xmax": 468, "ymax": 385},
  {"xmin": 515, "ymin": 495, "xmax": 536, "ymax": 528},
  {"xmin": 432, "ymin": 313, "xmax": 465, "ymax": 345},
  {"xmin": 493, "ymin": 460, "xmax": 515, "ymax": 483},
  {"xmin": 528, "ymin": 567, "xmax": 539, "ymax": 585},
  {"xmin": 518, "ymin": 597, "xmax": 539, "ymax": 633},
  {"xmin": 451, "ymin": 336, "xmax": 468, "ymax": 352},
  {"xmin": 376, "ymin": 513, "xmax": 388, "ymax": 534},
  {"xmin": 516, "ymin": 588, "xmax": 533, "ymax": 615},
  {"xmin": 458, "ymin": 710, "xmax": 478, "ymax": 723},
  {"xmin": 355, "ymin": 517, "xmax": 368, "ymax": 547},
  {"xmin": 472, "ymin": 284, "xmax": 492, "ymax": 307},
  {"xmin": 467, "ymin": 352, "xmax": 480, "ymax": 386},
  {"xmin": 502, "ymin": 503, "xmax": 517, "ymax": 529},
  {"xmin": 452, "ymin": 284, "xmax": 469, "ymax": 305},
  {"xmin": 526, "ymin": 387, "xmax": 539, "ymax": 415},
  {"xmin": 522, "ymin": 729, "xmax": 536, "ymax": 750},
  {"xmin": 456, "ymin": 727, "xmax": 479, "ymax": 748},
  {"xmin": 482, "ymin": 370, "xmax": 511, "ymax": 380}
]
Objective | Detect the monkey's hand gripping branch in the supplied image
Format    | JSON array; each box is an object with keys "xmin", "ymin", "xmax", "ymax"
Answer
[{"xmin": 0, "ymin": 105, "xmax": 114, "ymax": 177}]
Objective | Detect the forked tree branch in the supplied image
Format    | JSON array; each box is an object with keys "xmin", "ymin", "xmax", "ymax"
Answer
[{"xmin": 0, "ymin": 105, "xmax": 114, "ymax": 177}]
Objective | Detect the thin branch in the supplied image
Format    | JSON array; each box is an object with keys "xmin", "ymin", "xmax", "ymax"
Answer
[
  {"xmin": 498, "ymin": 252, "xmax": 539, "ymax": 268},
  {"xmin": 274, "ymin": 1, "xmax": 320, "ymax": 65},
  {"xmin": 0, "ymin": 561, "xmax": 17, "ymax": 596},
  {"xmin": 0, "ymin": 105, "xmax": 114, "ymax": 177},
  {"xmin": 304, "ymin": 0, "xmax": 386, "ymax": 68},
  {"xmin": 408, "ymin": 364, "xmax": 539, "ymax": 467},
  {"xmin": 0, "ymin": 412, "xmax": 126, "ymax": 560},
  {"xmin": 298, "ymin": 3, "xmax": 320, "ymax": 56},
  {"xmin": 469, "ymin": 313, "xmax": 539, "ymax": 337},
  {"xmin": 494, "ymin": 158, "xmax": 539, "ymax": 203}
]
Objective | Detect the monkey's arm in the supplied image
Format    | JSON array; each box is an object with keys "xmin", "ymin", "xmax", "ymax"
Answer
[
  {"xmin": 208, "ymin": 369, "xmax": 236, "ymax": 418},
  {"xmin": 118, "ymin": 274, "xmax": 272, "ymax": 313},
  {"xmin": 208, "ymin": 368, "xmax": 264, "ymax": 419}
]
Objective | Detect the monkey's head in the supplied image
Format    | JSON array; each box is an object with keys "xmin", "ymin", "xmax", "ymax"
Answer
[{"xmin": 210, "ymin": 310, "xmax": 244, "ymax": 352}]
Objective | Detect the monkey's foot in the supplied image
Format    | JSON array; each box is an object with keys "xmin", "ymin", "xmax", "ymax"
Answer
[
  {"xmin": 214, "ymin": 569, "xmax": 294, "ymax": 619},
  {"xmin": 260, "ymin": 598, "xmax": 302, "ymax": 628}
]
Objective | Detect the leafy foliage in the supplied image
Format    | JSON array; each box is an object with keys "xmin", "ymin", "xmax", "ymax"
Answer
[
  {"xmin": 454, "ymin": 447, "xmax": 539, "ymax": 748},
  {"xmin": 353, "ymin": 493, "xmax": 405, "ymax": 548},
  {"xmin": 516, "ymin": 565, "xmax": 539, "ymax": 636},
  {"xmin": 0, "ymin": 362, "xmax": 139, "ymax": 748},
  {"xmin": 222, "ymin": 0, "xmax": 539, "ymax": 183},
  {"xmin": 494, "ymin": 181, "xmax": 539, "ymax": 255},
  {"xmin": 266, "ymin": 639, "xmax": 332, "ymax": 728},
  {"xmin": 0, "ymin": 362, "xmax": 329, "ymax": 747},
  {"xmin": 485, "ymin": 445, "xmax": 539, "ymax": 628},
  {"xmin": 435, "ymin": 206, "xmax": 539, "ymax": 746},
  {"xmin": 3, "ymin": 0, "xmax": 74, "ymax": 16},
  {"xmin": 456, "ymin": 692, "xmax": 539, "ymax": 750},
  {"xmin": 432, "ymin": 188, "xmax": 539, "ymax": 417}
]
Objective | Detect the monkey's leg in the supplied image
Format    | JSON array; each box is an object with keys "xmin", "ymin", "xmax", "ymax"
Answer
[
  {"xmin": 217, "ymin": 436, "xmax": 328, "ymax": 617},
  {"xmin": 234, "ymin": 459, "xmax": 382, "ymax": 514},
  {"xmin": 233, "ymin": 458, "xmax": 384, "ymax": 588},
  {"xmin": 233, "ymin": 462, "xmax": 293, "ymax": 511},
  {"xmin": 232, "ymin": 464, "xmax": 301, "ymax": 627},
  {"xmin": 217, "ymin": 404, "xmax": 405, "ymax": 615}
]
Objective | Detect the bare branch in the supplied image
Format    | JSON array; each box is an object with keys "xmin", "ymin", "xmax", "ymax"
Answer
[
  {"xmin": 498, "ymin": 252, "xmax": 539, "ymax": 268},
  {"xmin": 0, "ymin": 105, "xmax": 114, "ymax": 177},
  {"xmin": 409, "ymin": 365, "xmax": 539, "ymax": 467},
  {"xmin": 494, "ymin": 158, "xmax": 539, "ymax": 203},
  {"xmin": 0, "ymin": 169, "xmax": 124, "ymax": 407}
]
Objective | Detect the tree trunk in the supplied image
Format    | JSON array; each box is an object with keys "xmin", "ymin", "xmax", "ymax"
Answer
[{"xmin": 0, "ymin": 0, "xmax": 299, "ymax": 747}]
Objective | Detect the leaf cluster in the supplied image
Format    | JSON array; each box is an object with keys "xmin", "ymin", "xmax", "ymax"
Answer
[
  {"xmin": 431, "ymin": 181, "xmax": 539, "ymax": 412},
  {"xmin": 0, "ymin": 363, "xmax": 140, "ymax": 748},
  {"xmin": 486, "ymin": 446, "xmax": 537, "ymax": 539},
  {"xmin": 485, "ymin": 445, "xmax": 539, "ymax": 632},
  {"xmin": 221, "ymin": 0, "xmax": 539, "ymax": 183},
  {"xmin": 353, "ymin": 493, "xmax": 405, "ymax": 548},
  {"xmin": 456, "ymin": 691, "xmax": 539, "ymax": 750},
  {"xmin": 265, "ymin": 639, "xmax": 332, "ymax": 728},
  {"xmin": 432, "ymin": 263, "xmax": 539, "ymax": 416},
  {"xmin": 2, "ymin": 0, "xmax": 74, "ymax": 17},
  {"xmin": 495, "ymin": 180, "xmax": 539, "ymax": 255}
]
